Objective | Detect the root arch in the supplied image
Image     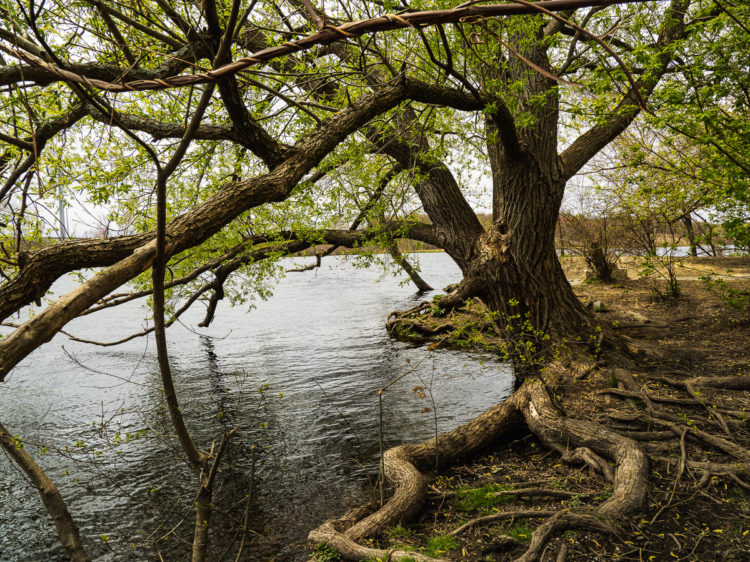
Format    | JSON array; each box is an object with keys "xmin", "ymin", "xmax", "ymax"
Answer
[{"xmin": 308, "ymin": 373, "xmax": 650, "ymax": 560}]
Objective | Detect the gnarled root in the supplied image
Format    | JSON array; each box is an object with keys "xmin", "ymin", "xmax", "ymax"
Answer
[
  {"xmin": 515, "ymin": 512, "xmax": 613, "ymax": 562},
  {"xmin": 308, "ymin": 392, "xmax": 525, "ymax": 553},
  {"xmin": 520, "ymin": 382, "xmax": 649, "ymax": 518},
  {"xmin": 309, "ymin": 520, "xmax": 445, "ymax": 562},
  {"xmin": 308, "ymin": 377, "xmax": 649, "ymax": 559},
  {"xmin": 345, "ymin": 445, "xmax": 430, "ymax": 539}
]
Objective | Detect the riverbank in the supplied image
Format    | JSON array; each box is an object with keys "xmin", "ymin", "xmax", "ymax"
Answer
[
  {"xmin": 0, "ymin": 253, "xmax": 512, "ymax": 561},
  {"xmin": 311, "ymin": 256, "xmax": 750, "ymax": 561}
]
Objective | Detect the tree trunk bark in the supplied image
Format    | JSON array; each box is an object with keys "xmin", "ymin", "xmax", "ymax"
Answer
[
  {"xmin": 432, "ymin": 26, "xmax": 593, "ymax": 338},
  {"xmin": 681, "ymin": 212, "xmax": 698, "ymax": 257},
  {"xmin": 464, "ymin": 162, "xmax": 592, "ymax": 336}
]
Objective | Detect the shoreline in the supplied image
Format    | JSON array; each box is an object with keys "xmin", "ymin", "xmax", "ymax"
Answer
[{"xmin": 309, "ymin": 257, "xmax": 750, "ymax": 561}]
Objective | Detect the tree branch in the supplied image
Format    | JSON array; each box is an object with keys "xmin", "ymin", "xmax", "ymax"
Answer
[
  {"xmin": 0, "ymin": 104, "xmax": 87, "ymax": 202},
  {"xmin": 1, "ymin": 0, "xmax": 653, "ymax": 93},
  {"xmin": 0, "ymin": 40, "xmax": 211, "ymax": 87},
  {"xmin": 559, "ymin": 0, "xmax": 689, "ymax": 179},
  {"xmin": 0, "ymin": 82, "xmax": 422, "ymax": 377},
  {"xmin": 0, "ymin": 422, "xmax": 89, "ymax": 561}
]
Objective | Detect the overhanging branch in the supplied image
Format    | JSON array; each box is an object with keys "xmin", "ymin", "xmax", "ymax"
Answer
[{"xmin": 1, "ymin": 0, "xmax": 657, "ymax": 93}]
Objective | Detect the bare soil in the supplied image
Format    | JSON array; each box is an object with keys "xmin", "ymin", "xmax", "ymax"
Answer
[{"xmin": 317, "ymin": 256, "xmax": 750, "ymax": 562}]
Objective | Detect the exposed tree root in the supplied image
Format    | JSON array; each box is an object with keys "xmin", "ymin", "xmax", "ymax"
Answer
[
  {"xmin": 385, "ymin": 296, "xmax": 494, "ymax": 342},
  {"xmin": 309, "ymin": 357, "xmax": 750, "ymax": 558},
  {"xmin": 489, "ymin": 487, "xmax": 599, "ymax": 500},
  {"xmin": 309, "ymin": 277, "xmax": 750, "ymax": 560},
  {"xmin": 514, "ymin": 512, "xmax": 612, "ymax": 562},
  {"xmin": 522, "ymin": 383, "xmax": 648, "ymax": 518},
  {"xmin": 307, "ymin": 374, "xmax": 648, "ymax": 560},
  {"xmin": 309, "ymin": 520, "xmax": 447, "ymax": 562},
  {"xmin": 345, "ymin": 445, "xmax": 431, "ymax": 539},
  {"xmin": 353, "ymin": 391, "xmax": 526, "ymax": 539},
  {"xmin": 449, "ymin": 509, "xmax": 557, "ymax": 536},
  {"xmin": 308, "ymin": 392, "xmax": 525, "ymax": 553}
]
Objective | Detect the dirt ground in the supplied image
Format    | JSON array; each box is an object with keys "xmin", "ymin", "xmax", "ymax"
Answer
[{"xmin": 351, "ymin": 256, "xmax": 750, "ymax": 561}]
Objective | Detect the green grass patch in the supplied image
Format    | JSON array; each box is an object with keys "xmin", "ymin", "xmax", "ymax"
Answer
[
  {"xmin": 454, "ymin": 483, "xmax": 515, "ymax": 512},
  {"xmin": 382, "ymin": 524, "xmax": 419, "ymax": 554},
  {"xmin": 387, "ymin": 525, "xmax": 410, "ymax": 539},
  {"xmin": 425, "ymin": 534, "xmax": 459, "ymax": 557},
  {"xmin": 507, "ymin": 520, "xmax": 535, "ymax": 543},
  {"xmin": 312, "ymin": 542, "xmax": 341, "ymax": 561}
]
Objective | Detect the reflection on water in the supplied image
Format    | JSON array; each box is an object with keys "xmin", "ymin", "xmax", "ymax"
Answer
[{"xmin": 0, "ymin": 253, "xmax": 513, "ymax": 560}]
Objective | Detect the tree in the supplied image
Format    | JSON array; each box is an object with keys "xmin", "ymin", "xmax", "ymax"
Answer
[
  {"xmin": 582, "ymin": 124, "xmax": 714, "ymax": 296},
  {"xmin": 558, "ymin": 183, "xmax": 624, "ymax": 281},
  {"xmin": 1, "ymin": 0, "xmax": 745, "ymax": 559},
  {"xmin": 0, "ymin": 0, "xmax": 691, "ymax": 368},
  {"xmin": 648, "ymin": 0, "xmax": 750, "ymax": 252}
]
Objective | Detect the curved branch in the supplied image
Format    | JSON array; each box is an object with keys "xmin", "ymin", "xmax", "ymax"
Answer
[
  {"xmin": 0, "ymin": 240, "xmax": 157, "ymax": 381},
  {"xmin": 216, "ymin": 75, "xmax": 296, "ymax": 167},
  {"xmin": 1, "ymin": 0, "xmax": 652, "ymax": 93},
  {"xmin": 85, "ymin": 107, "xmax": 239, "ymax": 143},
  {"xmin": 89, "ymin": 0, "xmax": 136, "ymax": 65},
  {"xmin": 559, "ymin": 0, "xmax": 689, "ymax": 179},
  {"xmin": 0, "ymin": 40, "xmax": 211, "ymax": 87},
  {"xmin": 0, "ymin": 80, "xmax": 414, "ymax": 321},
  {"xmin": 0, "ymin": 100, "xmax": 435, "ymax": 379},
  {"xmin": 0, "ymin": 104, "xmax": 87, "ymax": 202},
  {"xmin": 370, "ymin": 124, "xmax": 484, "ymax": 267}
]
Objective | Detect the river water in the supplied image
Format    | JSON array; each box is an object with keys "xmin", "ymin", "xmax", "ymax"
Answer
[{"xmin": 0, "ymin": 252, "xmax": 513, "ymax": 561}]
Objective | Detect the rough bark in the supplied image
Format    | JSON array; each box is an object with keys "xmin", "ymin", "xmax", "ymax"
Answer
[
  {"xmin": 398, "ymin": 24, "xmax": 594, "ymax": 336},
  {"xmin": 0, "ymin": 241, "xmax": 158, "ymax": 379},
  {"xmin": 393, "ymin": 0, "xmax": 688, "ymax": 338},
  {"xmin": 473, "ymin": 20, "xmax": 594, "ymax": 334}
]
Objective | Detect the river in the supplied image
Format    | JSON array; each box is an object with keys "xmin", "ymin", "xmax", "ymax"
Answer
[{"xmin": 0, "ymin": 252, "xmax": 513, "ymax": 561}]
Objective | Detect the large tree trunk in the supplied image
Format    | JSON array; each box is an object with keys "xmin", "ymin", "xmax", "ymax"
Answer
[
  {"xmin": 462, "ymin": 158, "xmax": 591, "ymax": 336},
  {"xmin": 378, "ymin": 111, "xmax": 591, "ymax": 336},
  {"xmin": 437, "ymin": 26, "xmax": 592, "ymax": 337}
]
